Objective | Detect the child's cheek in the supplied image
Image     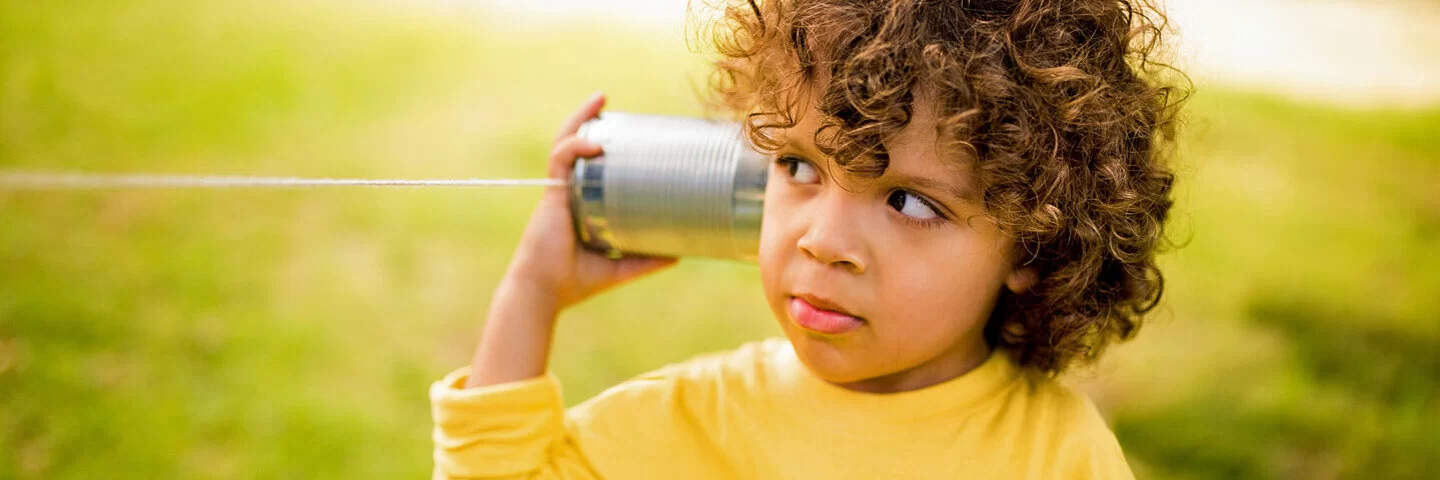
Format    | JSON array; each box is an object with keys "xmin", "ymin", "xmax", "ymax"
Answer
[
  {"xmin": 757, "ymin": 177, "xmax": 793, "ymax": 263},
  {"xmin": 757, "ymin": 179, "xmax": 805, "ymax": 305},
  {"xmin": 756, "ymin": 182, "xmax": 783, "ymax": 271}
]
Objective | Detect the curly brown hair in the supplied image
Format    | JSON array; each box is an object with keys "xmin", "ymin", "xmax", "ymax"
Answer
[{"xmin": 699, "ymin": 0, "xmax": 1188, "ymax": 374}]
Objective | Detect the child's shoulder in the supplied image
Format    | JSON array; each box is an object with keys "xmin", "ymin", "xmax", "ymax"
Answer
[
  {"xmin": 570, "ymin": 337, "xmax": 788, "ymax": 415},
  {"xmin": 596, "ymin": 336, "xmax": 787, "ymax": 390}
]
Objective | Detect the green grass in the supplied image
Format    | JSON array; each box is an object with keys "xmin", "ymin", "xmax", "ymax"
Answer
[
  {"xmin": 1, "ymin": 1, "xmax": 1437, "ymax": 479},
  {"xmin": 1107, "ymin": 91, "xmax": 1440, "ymax": 479}
]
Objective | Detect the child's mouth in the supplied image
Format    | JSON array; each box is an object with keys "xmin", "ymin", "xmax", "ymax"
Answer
[{"xmin": 788, "ymin": 295, "xmax": 865, "ymax": 335}]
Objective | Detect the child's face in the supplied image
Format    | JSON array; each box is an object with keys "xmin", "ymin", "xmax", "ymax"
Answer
[{"xmin": 758, "ymin": 101, "xmax": 1035, "ymax": 392}]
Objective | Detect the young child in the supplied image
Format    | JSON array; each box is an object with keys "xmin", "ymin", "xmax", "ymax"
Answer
[{"xmin": 431, "ymin": 0, "xmax": 1183, "ymax": 478}]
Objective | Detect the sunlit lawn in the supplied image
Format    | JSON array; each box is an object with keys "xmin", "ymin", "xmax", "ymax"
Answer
[{"xmin": 2, "ymin": 1, "xmax": 1436, "ymax": 479}]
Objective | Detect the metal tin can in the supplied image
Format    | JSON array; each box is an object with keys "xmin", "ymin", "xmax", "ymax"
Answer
[{"xmin": 569, "ymin": 113, "xmax": 768, "ymax": 261}]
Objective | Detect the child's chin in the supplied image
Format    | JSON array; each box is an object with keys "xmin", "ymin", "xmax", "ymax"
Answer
[{"xmin": 786, "ymin": 333, "xmax": 880, "ymax": 384}]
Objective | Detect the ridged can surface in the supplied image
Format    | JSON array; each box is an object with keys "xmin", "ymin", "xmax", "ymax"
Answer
[{"xmin": 569, "ymin": 113, "xmax": 768, "ymax": 261}]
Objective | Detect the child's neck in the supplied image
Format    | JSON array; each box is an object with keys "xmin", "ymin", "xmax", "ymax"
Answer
[{"xmin": 833, "ymin": 339, "xmax": 991, "ymax": 394}]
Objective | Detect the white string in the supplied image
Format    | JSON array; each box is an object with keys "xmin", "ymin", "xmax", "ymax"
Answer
[{"xmin": 0, "ymin": 172, "xmax": 568, "ymax": 189}]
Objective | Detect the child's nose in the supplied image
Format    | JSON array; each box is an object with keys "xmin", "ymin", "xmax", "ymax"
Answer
[{"xmin": 795, "ymin": 191, "xmax": 868, "ymax": 274}]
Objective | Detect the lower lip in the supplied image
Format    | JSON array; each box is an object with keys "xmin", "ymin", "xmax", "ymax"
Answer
[{"xmin": 788, "ymin": 297, "xmax": 865, "ymax": 335}]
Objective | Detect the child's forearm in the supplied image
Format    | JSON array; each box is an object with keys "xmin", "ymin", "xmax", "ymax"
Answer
[
  {"xmin": 458, "ymin": 94, "xmax": 674, "ymax": 389},
  {"xmin": 466, "ymin": 276, "xmax": 561, "ymax": 388}
]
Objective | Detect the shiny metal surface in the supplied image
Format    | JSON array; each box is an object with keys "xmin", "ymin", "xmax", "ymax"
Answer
[{"xmin": 568, "ymin": 113, "xmax": 768, "ymax": 261}]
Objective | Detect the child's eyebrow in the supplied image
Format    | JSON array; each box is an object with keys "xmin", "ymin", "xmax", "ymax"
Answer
[
  {"xmin": 781, "ymin": 128, "xmax": 978, "ymax": 204},
  {"xmin": 780, "ymin": 129, "xmax": 824, "ymax": 157}
]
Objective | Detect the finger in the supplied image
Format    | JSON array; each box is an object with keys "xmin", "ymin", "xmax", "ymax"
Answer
[
  {"xmin": 609, "ymin": 256, "xmax": 679, "ymax": 285},
  {"xmin": 547, "ymin": 137, "xmax": 604, "ymax": 179},
  {"xmin": 554, "ymin": 92, "xmax": 606, "ymax": 143}
]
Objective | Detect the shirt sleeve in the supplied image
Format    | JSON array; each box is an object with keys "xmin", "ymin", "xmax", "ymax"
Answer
[
  {"xmin": 1055, "ymin": 395, "xmax": 1136, "ymax": 480},
  {"xmin": 429, "ymin": 367, "xmax": 600, "ymax": 480},
  {"xmin": 1066, "ymin": 428, "xmax": 1136, "ymax": 480}
]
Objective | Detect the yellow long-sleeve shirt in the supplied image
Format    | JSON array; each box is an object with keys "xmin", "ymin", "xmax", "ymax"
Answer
[{"xmin": 430, "ymin": 337, "xmax": 1134, "ymax": 479}]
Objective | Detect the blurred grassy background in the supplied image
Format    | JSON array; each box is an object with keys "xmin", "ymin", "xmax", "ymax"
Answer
[{"xmin": 1, "ymin": 1, "xmax": 1436, "ymax": 478}]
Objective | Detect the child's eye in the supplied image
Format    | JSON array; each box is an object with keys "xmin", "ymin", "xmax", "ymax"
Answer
[
  {"xmin": 777, "ymin": 156, "xmax": 820, "ymax": 184},
  {"xmin": 886, "ymin": 190, "xmax": 940, "ymax": 220}
]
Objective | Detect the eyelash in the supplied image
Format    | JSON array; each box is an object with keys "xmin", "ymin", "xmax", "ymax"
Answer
[
  {"xmin": 773, "ymin": 156, "xmax": 810, "ymax": 184},
  {"xmin": 889, "ymin": 193, "xmax": 949, "ymax": 229},
  {"xmin": 774, "ymin": 155, "xmax": 950, "ymax": 229}
]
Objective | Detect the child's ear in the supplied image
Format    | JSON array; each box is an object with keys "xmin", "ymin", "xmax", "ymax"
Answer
[{"xmin": 1004, "ymin": 266, "xmax": 1039, "ymax": 294}]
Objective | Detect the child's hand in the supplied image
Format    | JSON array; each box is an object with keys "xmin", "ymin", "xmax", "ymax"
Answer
[
  {"xmin": 468, "ymin": 93, "xmax": 677, "ymax": 388},
  {"xmin": 502, "ymin": 92, "xmax": 679, "ymax": 310}
]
